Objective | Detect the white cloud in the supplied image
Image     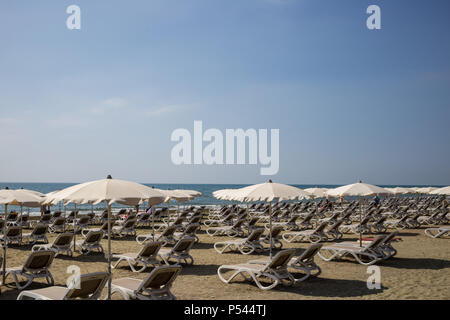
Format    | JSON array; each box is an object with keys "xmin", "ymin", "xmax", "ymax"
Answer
[
  {"xmin": 145, "ymin": 104, "xmax": 196, "ymax": 117},
  {"xmin": 91, "ymin": 98, "xmax": 128, "ymax": 115}
]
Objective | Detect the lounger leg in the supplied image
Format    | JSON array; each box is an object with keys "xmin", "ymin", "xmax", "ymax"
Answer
[
  {"xmin": 253, "ymin": 273, "xmax": 279, "ymax": 290},
  {"xmin": 217, "ymin": 268, "xmax": 245, "ymax": 284}
]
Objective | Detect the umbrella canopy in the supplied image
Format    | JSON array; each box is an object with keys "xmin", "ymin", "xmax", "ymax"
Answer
[
  {"xmin": 0, "ymin": 189, "xmax": 46, "ymax": 207},
  {"xmin": 46, "ymin": 178, "xmax": 166, "ymax": 206},
  {"xmin": 18, "ymin": 188, "xmax": 46, "ymax": 198},
  {"xmin": 415, "ymin": 187, "xmax": 438, "ymax": 194},
  {"xmin": 304, "ymin": 187, "xmax": 328, "ymax": 198},
  {"xmin": 326, "ymin": 182, "xmax": 392, "ymax": 247},
  {"xmin": 430, "ymin": 186, "xmax": 450, "ymax": 196},
  {"xmin": 385, "ymin": 187, "xmax": 414, "ymax": 195},
  {"xmin": 162, "ymin": 189, "xmax": 197, "ymax": 202},
  {"xmin": 222, "ymin": 182, "xmax": 312, "ymax": 202},
  {"xmin": 0, "ymin": 188, "xmax": 45, "ymax": 285},
  {"xmin": 181, "ymin": 189, "xmax": 202, "ymax": 198},
  {"xmin": 326, "ymin": 182, "xmax": 392, "ymax": 197},
  {"xmin": 212, "ymin": 189, "xmax": 243, "ymax": 201},
  {"xmin": 214, "ymin": 181, "xmax": 311, "ymax": 258},
  {"xmin": 45, "ymin": 176, "xmax": 166, "ymax": 299}
]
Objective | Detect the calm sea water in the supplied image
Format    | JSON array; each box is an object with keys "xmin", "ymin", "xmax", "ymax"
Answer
[{"xmin": 0, "ymin": 182, "xmax": 442, "ymax": 214}]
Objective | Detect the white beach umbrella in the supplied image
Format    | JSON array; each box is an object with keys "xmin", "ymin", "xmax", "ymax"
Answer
[
  {"xmin": 326, "ymin": 182, "xmax": 392, "ymax": 246},
  {"xmin": 304, "ymin": 187, "xmax": 329, "ymax": 199},
  {"xmin": 18, "ymin": 188, "xmax": 46, "ymax": 199},
  {"xmin": 0, "ymin": 188, "xmax": 45, "ymax": 284},
  {"xmin": 163, "ymin": 189, "xmax": 196, "ymax": 202},
  {"xmin": 326, "ymin": 182, "xmax": 392, "ymax": 198},
  {"xmin": 215, "ymin": 181, "xmax": 311, "ymax": 258},
  {"xmin": 212, "ymin": 188, "xmax": 242, "ymax": 201},
  {"xmin": 227, "ymin": 182, "xmax": 311, "ymax": 203},
  {"xmin": 385, "ymin": 187, "xmax": 414, "ymax": 195},
  {"xmin": 430, "ymin": 186, "xmax": 450, "ymax": 196},
  {"xmin": 181, "ymin": 189, "xmax": 202, "ymax": 198},
  {"xmin": 161, "ymin": 189, "xmax": 197, "ymax": 218},
  {"xmin": 46, "ymin": 175, "xmax": 166, "ymax": 299},
  {"xmin": 415, "ymin": 187, "xmax": 438, "ymax": 194}
]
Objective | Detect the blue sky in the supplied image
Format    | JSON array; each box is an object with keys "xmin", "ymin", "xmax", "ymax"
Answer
[{"xmin": 0, "ymin": 0, "xmax": 449, "ymax": 185}]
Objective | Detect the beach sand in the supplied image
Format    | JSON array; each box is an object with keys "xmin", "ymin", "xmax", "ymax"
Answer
[{"xmin": 1, "ymin": 221, "xmax": 449, "ymax": 300}]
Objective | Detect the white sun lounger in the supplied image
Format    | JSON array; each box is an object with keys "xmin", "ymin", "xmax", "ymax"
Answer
[
  {"xmin": 217, "ymin": 249, "xmax": 296, "ymax": 290},
  {"xmin": 17, "ymin": 272, "xmax": 109, "ymax": 300},
  {"xmin": 214, "ymin": 228, "xmax": 265, "ymax": 255},
  {"xmin": 424, "ymin": 227, "xmax": 450, "ymax": 238}
]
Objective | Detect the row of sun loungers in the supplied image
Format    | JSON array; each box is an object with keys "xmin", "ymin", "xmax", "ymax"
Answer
[{"xmin": 15, "ymin": 264, "xmax": 180, "ymax": 300}]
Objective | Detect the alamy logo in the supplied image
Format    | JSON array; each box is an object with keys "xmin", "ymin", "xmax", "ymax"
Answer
[
  {"xmin": 366, "ymin": 266, "xmax": 381, "ymax": 290},
  {"xmin": 171, "ymin": 121, "xmax": 279, "ymax": 175},
  {"xmin": 366, "ymin": 5, "xmax": 381, "ymax": 30},
  {"xmin": 66, "ymin": 265, "xmax": 81, "ymax": 289},
  {"xmin": 66, "ymin": 5, "xmax": 81, "ymax": 30}
]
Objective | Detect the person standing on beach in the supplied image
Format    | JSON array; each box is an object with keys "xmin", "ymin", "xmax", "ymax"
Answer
[{"xmin": 373, "ymin": 195, "xmax": 380, "ymax": 206}]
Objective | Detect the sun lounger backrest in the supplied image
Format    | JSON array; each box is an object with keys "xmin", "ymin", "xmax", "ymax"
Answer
[
  {"xmin": 162, "ymin": 225, "xmax": 177, "ymax": 237},
  {"xmin": 380, "ymin": 231, "xmax": 398, "ymax": 245},
  {"xmin": 314, "ymin": 222, "xmax": 328, "ymax": 233},
  {"xmin": 24, "ymin": 251, "xmax": 55, "ymax": 271},
  {"xmin": 32, "ymin": 224, "xmax": 48, "ymax": 235},
  {"xmin": 124, "ymin": 219, "xmax": 137, "ymax": 228},
  {"xmin": 270, "ymin": 226, "xmax": 284, "ymax": 238},
  {"xmin": 139, "ymin": 241, "xmax": 163, "ymax": 258},
  {"xmin": 53, "ymin": 217, "xmax": 66, "ymax": 225},
  {"xmin": 172, "ymin": 217, "xmax": 184, "ymax": 226},
  {"xmin": 360, "ymin": 215, "xmax": 371, "ymax": 224},
  {"xmin": 233, "ymin": 219, "xmax": 245, "ymax": 228},
  {"xmin": 54, "ymin": 233, "xmax": 74, "ymax": 246},
  {"xmin": 40, "ymin": 214, "xmax": 52, "ymax": 222},
  {"xmin": 139, "ymin": 214, "xmax": 150, "ymax": 221},
  {"xmin": 139, "ymin": 265, "xmax": 182, "ymax": 291},
  {"xmin": 54, "ymin": 211, "xmax": 62, "ymax": 217},
  {"xmin": 302, "ymin": 212, "xmax": 314, "ymax": 222},
  {"xmin": 78, "ymin": 216, "xmax": 90, "ymax": 223},
  {"xmin": 172, "ymin": 237, "xmax": 196, "ymax": 253},
  {"xmin": 248, "ymin": 217, "xmax": 259, "ymax": 226},
  {"xmin": 297, "ymin": 243, "xmax": 323, "ymax": 262},
  {"xmin": 365, "ymin": 235, "xmax": 387, "ymax": 249},
  {"xmin": 184, "ymin": 223, "xmax": 200, "ymax": 234},
  {"xmin": 101, "ymin": 223, "xmax": 109, "ymax": 231},
  {"xmin": 85, "ymin": 231, "xmax": 103, "ymax": 244},
  {"xmin": 267, "ymin": 249, "xmax": 296, "ymax": 269},
  {"xmin": 65, "ymin": 272, "xmax": 109, "ymax": 299},
  {"xmin": 188, "ymin": 216, "xmax": 201, "ymax": 224},
  {"xmin": 247, "ymin": 228, "xmax": 265, "ymax": 242},
  {"xmin": 6, "ymin": 226, "xmax": 21, "ymax": 237},
  {"xmin": 341, "ymin": 211, "xmax": 352, "ymax": 219}
]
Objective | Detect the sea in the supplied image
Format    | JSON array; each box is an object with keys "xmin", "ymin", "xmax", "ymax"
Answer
[{"xmin": 0, "ymin": 182, "xmax": 442, "ymax": 215}]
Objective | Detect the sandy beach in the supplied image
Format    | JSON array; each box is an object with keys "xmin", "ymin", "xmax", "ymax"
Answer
[{"xmin": 1, "ymin": 217, "xmax": 448, "ymax": 300}]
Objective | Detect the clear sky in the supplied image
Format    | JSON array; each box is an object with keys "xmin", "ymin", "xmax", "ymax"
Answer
[{"xmin": 1, "ymin": 0, "xmax": 449, "ymax": 185}]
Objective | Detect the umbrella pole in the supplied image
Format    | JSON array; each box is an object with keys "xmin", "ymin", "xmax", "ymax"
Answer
[
  {"xmin": 151, "ymin": 200, "xmax": 155, "ymax": 242},
  {"xmin": 269, "ymin": 202, "xmax": 273, "ymax": 259},
  {"xmin": 20, "ymin": 205, "xmax": 23, "ymax": 243},
  {"xmin": 2, "ymin": 204, "xmax": 7, "ymax": 285},
  {"xmin": 73, "ymin": 204, "xmax": 77, "ymax": 251},
  {"xmin": 359, "ymin": 197, "xmax": 363, "ymax": 247},
  {"xmin": 107, "ymin": 202, "xmax": 112, "ymax": 300}
]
